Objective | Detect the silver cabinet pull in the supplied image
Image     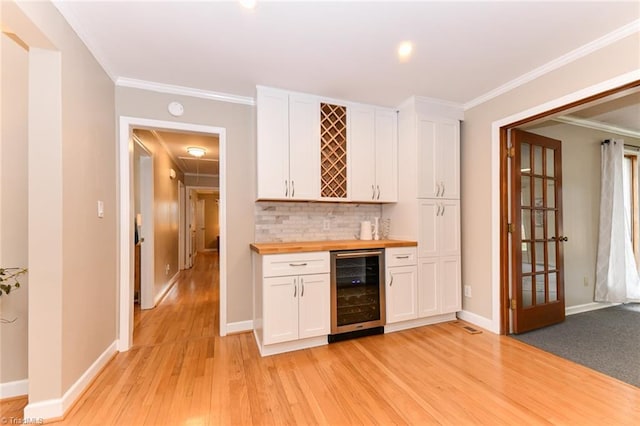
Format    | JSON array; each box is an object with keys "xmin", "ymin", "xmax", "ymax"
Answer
[
  {"xmin": 389, "ymin": 275, "xmax": 394, "ymax": 287},
  {"xmin": 285, "ymin": 180, "xmax": 289, "ymax": 197},
  {"xmin": 293, "ymin": 278, "xmax": 297, "ymax": 297},
  {"xmin": 289, "ymin": 262, "xmax": 308, "ymax": 267},
  {"xmin": 395, "ymin": 255, "xmax": 410, "ymax": 259},
  {"xmin": 292, "ymin": 180, "xmax": 295, "ymax": 197},
  {"xmin": 301, "ymin": 278, "xmax": 304, "ymax": 297},
  {"xmin": 371, "ymin": 184, "xmax": 375, "ymax": 200},
  {"xmin": 441, "ymin": 204, "xmax": 446, "ymax": 216},
  {"xmin": 435, "ymin": 183, "xmax": 440, "ymax": 197},
  {"xmin": 376, "ymin": 185, "xmax": 381, "ymax": 200},
  {"xmin": 441, "ymin": 182, "xmax": 445, "ymax": 197}
]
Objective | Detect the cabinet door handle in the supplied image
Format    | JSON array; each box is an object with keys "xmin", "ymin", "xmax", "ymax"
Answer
[
  {"xmin": 441, "ymin": 204, "xmax": 446, "ymax": 216},
  {"xmin": 301, "ymin": 278, "xmax": 304, "ymax": 297},
  {"xmin": 289, "ymin": 262, "xmax": 308, "ymax": 267},
  {"xmin": 285, "ymin": 180, "xmax": 289, "ymax": 197},
  {"xmin": 437, "ymin": 204, "xmax": 443, "ymax": 216},
  {"xmin": 395, "ymin": 255, "xmax": 409, "ymax": 259},
  {"xmin": 293, "ymin": 278, "xmax": 297, "ymax": 298},
  {"xmin": 376, "ymin": 185, "xmax": 381, "ymax": 200},
  {"xmin": 291, "ymin": 180, "xmax": 295, "ymax": 197},
  {"xmin": 371, "ymin": 184, "xmax": 375, "ymax": 200},
  {"xmin": 389, "ymin": 275, "xmax": 394, "ymax": 287},
  {"xmin": 441, "ymin": 182, "xmax": 445, "ymax": 197}
]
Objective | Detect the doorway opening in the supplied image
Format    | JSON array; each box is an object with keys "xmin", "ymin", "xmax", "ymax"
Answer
[
  {"xmin": 498, "ymin": 79, "xmax": 640, "ymax": 334},
  {"xmin": 118, "ymin": 117, "xmax": 227, "ymax": 351}
]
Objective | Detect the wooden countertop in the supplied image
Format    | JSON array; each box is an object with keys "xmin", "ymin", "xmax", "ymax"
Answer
[{"xmin": 250, "ymin": 239, "xmax": 417, "ymax": 254}]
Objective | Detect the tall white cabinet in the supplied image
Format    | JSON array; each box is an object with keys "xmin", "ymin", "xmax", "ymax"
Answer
[{"xmin": 383, "ymin": 97, "xmax": 463, "ymax": 331}]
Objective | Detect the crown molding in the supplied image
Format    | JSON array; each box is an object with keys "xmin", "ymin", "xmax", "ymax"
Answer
[
  {"xmin": 184, "ymin": 173, "xmax": 219, "ymax": 178},
  {"xmin": 553, "ymin": 115, "xmax": 640, "ymax": 139},
  {"xmin": 117, "ymin": 78, "xmax": 256, "ymax": 106},
  {"xmin": 52, "ymin": 0, "xmax": 117, "ymax": 82},
  {"xmin": 464, "ymin": 19, "xmax": 640, "ymax": 111}
]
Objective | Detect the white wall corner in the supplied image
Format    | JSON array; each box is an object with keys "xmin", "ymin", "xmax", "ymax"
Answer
[
  {"xmin": 0, "ymin": 379, "xmax": 29, "ymax": 399},
  {"xmin": 457, "ymin": 310, "xmax": 498, "ymax": 334},
  {"xmin": 226, "ymin": 320, "xmax": 253, "ymax": 335},
  {"xmin": 23, "ymin": 340, "xmax": 117, "ymax": 421}
]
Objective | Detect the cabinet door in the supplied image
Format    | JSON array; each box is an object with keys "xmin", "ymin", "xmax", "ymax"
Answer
[
  {"xmin": 386, "ymin": 266, "xmax": 418, "ymax": 323},
  {"xmin": 298, "ymin": 273, "xmax": 330, "ymax": 339},
  {"xmin": 349, "ymin": 105, "xmax": 376, "ymax": 201},
  {"xmin": 416, "ymin": 116, "xmax": 438, "ymax": 198},
  {"xmin": 439, "ymin": 256, "xmax": 461, "ymax": 314},
  {"xmin": 375, "ymin": 108, "xmax": 398, "ymax": 202},
  {"xmin": 263, "ymin": 276, "xmax": 298, "ymax": 344},
  {"xmin": 289, "ymin": 94, "xmax": 320, "ymax": 200},
  {"xmin": 437, "ymin": 119, "xmax": 460, "ymax": 199},
  {"xmin": 257, "ymin": 88, "xmax": 290, "ymax": 199},
  {"xmin": 418, "ymin": 258, "xmax": 439, "ymax": 317},
  {"xmin": 418, "ymin": 200, "xmax": 438, "ymax": 258},
  {"xmin": 438, "ymin": 199, "xmax": 461, "ymax": 257}
]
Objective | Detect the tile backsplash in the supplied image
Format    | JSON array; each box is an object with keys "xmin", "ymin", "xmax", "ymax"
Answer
[{"xmin": 255, "ymin": 202, "xmax": 383, "ymax": 242}]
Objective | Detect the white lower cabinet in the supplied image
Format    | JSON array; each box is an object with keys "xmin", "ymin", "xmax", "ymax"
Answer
[
  {"xmin": 263, "ymin": 273, "xmax": 330, "ymax": 344},
  {"xmin": 386, "ymin": 248, "xmax": 418, "ymax": 324},
  {"xmin": 254, "ymin": 251, "xmax": 330, "ymax": 355},
  {"xmin": 418, "ymin": 256, "xmax": 461, "ymax": 317}
]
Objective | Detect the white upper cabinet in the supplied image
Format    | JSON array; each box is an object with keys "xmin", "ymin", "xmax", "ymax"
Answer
[
  {"xmin": 417, "ymin": 116, "xmax": 460, "ymax": 199},
  {"xmin": 289, "ymin": 94, "xmax": 320, "ymax": 200},
  {"xmin": 349, "ymin": 104, "xmax": 398, "ymax": 202},
  {"xmin": 256, "ymin": 87, "xmax": 319, "ymax": 200}
]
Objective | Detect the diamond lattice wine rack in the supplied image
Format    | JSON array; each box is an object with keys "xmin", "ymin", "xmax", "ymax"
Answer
[{"xmin": 320, "ymin": 103, "xmax": 348, "ymax": 198}]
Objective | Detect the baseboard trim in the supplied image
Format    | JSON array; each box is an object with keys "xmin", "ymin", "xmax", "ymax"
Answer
[
  {"xmin": 456, "ymin": 310, "xmax": 497, "ymax": 333},
  {"xmin": 226, "ymin": 320, "xmax": 253, "ymax": 335},
  {"xmin": 0, "ymin": 379, "xmax": 28, "ymax": 399},
  {"xmin": 384, "ymin": 313, "xmax": 457, "ymax": 334},
  {"xmin": 566, "ymin": 302, "xmax": 619, "ymax": 316},
  {"xmin": 23, "ymin": 340, "xmax": 118, "ymax": 420},
  {"xmin": 154, "ymin": 271, "xmax": 180, "ymax": 306}
]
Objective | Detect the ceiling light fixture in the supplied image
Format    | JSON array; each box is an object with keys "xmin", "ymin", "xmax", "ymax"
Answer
[
  {"xmin": 187, "ymin": 147, "xmax": 206, "ymax": 158},
  {"xmin": 239, "ymin": 0, "xmax": 257, "ymax": 10},
  {"xmin": 397, "ymin": 41, "xmax": 413, "ymax": 62}
]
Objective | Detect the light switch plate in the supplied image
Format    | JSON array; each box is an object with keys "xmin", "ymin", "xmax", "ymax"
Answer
[{"xmin": 97, "ymin": 200, "xmax": 104, "ymax": 218}]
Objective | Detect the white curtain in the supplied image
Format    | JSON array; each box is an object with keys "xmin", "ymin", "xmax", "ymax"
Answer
[{"xmin": 595, "ymin": 139, "xmax": 640, "ymax": 302}]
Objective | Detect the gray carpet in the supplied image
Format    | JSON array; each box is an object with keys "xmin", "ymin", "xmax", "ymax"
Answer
[{"xmin": 512, "ymin": 303, "xmax": 640, "ymax": 388}]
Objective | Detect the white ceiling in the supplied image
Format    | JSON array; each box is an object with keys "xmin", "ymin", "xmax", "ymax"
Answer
[
  {"xmin": 53, "ymin": 0, "xmax": 640, "ymax": 108},
  {"xmin": 135, "ymin": 129, "xmax": 219, "ymax": 176}
]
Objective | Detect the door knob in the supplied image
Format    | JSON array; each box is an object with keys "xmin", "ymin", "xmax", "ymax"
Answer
[{"xmin": 551, "ymin": 236, "xmax": 568, "ymax": 242}]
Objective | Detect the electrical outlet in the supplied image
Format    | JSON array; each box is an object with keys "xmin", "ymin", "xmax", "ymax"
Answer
[
  {"xmin": 165, "ymin": 264, "xmax": 170, "ymax": 275},
  {"xmin": 323, "ymin": 220, "xmax": 330, "ymax": 231},
  {"xmin": 464, "ymin": 285, "xmax": 472, "ymax": 298},
  {"xmin": 583, "ymin": 276, "xmax": 589, "ymax": 287}
]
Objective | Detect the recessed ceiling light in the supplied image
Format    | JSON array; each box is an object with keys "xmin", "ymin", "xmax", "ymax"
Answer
[
  {"xmin": 239, "ymin": 0, "xmax": 257, "ymax": 9},
  {"xmin": 187, "ymin": 147, "xmax": 206, "ymax": 158},
  {"xmin": 398, "ymin": 41, "xmax": 413, "ymax": 61}
]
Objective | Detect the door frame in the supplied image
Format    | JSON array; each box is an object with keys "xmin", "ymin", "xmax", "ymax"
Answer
[
  {"xmin": 118, "ymin": 117, "xmax": 228, "ymax": 351},
  {"xmin": 496, "ymin": 73, "xmax": 640, "ymax": 334}
]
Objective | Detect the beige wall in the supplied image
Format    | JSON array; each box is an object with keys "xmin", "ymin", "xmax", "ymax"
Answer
[
  {"xmin": 527, "ymin": 123, "xmax": 640, "ymax": 307},
  {"xmin": 0, "ymin": 32, "xmax": 29, "ymax": 385},
  {"xmin": 133, "ymin": 129, "xmax": 184, "ymax": 297},
  {"xmin": 461, "ymin": 33, "xmax": 640, "ymax": 321},
  {"xmin": 116, "ymin": 87, "xmax": 255, "ymax": 323},
  {"xmin": 5, "ymin": 0, "xmax": 117, "ymax": 404}
]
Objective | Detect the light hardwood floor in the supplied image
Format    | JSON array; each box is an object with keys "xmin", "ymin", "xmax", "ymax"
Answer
[{"xmin": 2, "ymin": 251, "xmax": 639, "ymax": 425}]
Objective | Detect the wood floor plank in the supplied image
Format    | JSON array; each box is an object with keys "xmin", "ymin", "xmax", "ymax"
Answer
[{"xmin": 3, "ymin": 251, "xmax": 639, "ymax": 425}]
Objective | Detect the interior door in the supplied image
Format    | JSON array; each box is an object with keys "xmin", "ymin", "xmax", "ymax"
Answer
[
  {"xmin": 511, "ymin": 129, "xmax": 566, "ymax": 333},
  {"xmin": 196, "ymin": 199, "xmax": 205, "ymax": 252}
]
